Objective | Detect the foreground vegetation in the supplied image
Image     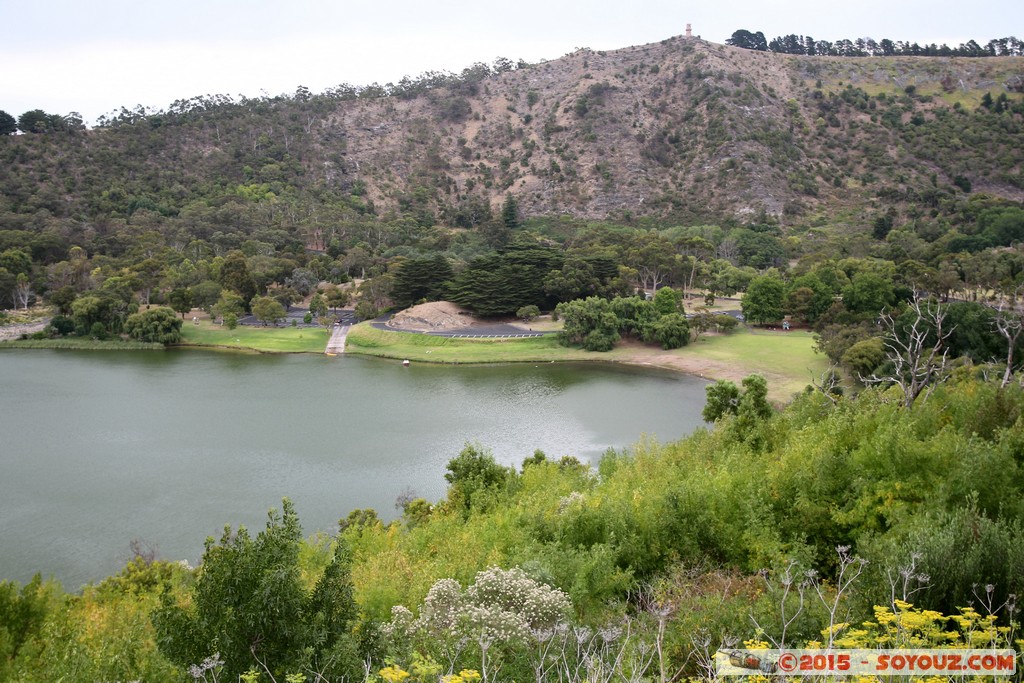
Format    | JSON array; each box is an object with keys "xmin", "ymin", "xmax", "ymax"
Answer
[{"xmin": 3, "ymin": 373, "xmax": 1022, "ymax": 681}]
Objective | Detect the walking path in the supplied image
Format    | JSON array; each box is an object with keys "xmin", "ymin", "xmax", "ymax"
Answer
[
  {"xmin": 325, "ymin": 324, "xmax": 350, "ymax": 355},
  {"xmin": 0, "ymin": 320, "xmax": 49, "ymax": 341}
]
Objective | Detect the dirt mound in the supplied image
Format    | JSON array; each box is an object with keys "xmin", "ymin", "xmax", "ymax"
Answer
[{"xmin": 388, "ymin": 301, "xmax": 475, "ymax": 332}]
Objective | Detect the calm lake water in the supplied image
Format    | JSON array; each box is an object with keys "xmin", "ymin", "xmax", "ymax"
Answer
[{"xmin": 0, "ymin": 349, "xmax": 708, "ymax": 588}]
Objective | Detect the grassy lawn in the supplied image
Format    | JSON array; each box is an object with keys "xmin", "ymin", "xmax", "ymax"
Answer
[
  {"xmin": 684, "ymin": 327, "xmax": 823, "ymax": 371},
  {"xmin": 179, "ymin": 320, "xmax": 330, "ymax": 353},
  {"xmin": 680, "ymin": 327, "xmax": 829, "ymax": 398},
  {"xmin": 345, "ymin": 323, "xmax": 601, "ymax": 363}
]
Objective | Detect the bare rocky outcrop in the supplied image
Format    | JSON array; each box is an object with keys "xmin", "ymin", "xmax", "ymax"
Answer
[
  {"xmin": 0, "ymin": 321, "xmax": 48, "ymax": 341},
  {"xmin": 387, "ymin": 302, "xmax": 476, "ymax": 332}
]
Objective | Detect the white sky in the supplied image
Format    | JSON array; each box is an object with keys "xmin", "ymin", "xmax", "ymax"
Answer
[{"xmin": 2, "ymin": 0, "xmax": 1021, "ymax": 125}]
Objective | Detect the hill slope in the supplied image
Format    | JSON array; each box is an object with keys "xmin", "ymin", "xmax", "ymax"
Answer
[{"xmin": 1, "ymin": 36, "xmax": 1023, "ymax": 247}]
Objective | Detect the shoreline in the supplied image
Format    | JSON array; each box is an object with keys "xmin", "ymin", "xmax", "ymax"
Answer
[
  {"xmin": 342, "ymin": 341, "xmax": 791, "ymax": 399},
  {"xmin": 1, "ymin": 320, "xmax": 823, "ymax": 403},
  {"xmin": 0, "ymin": 338, "xmax": 165, "ymax": 351},
  {"xmin": 343, "ymin": 323, "xmax": 824, "ymax": 403}
]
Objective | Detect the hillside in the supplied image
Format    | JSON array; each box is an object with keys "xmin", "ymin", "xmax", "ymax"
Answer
[
  {"xmin": 2, "ymin": 36, "xmax": 1023, "ymax": 249},
  {"xmin": 332, "ymin": 38, "xmax": 1024, "ymax": 223}
]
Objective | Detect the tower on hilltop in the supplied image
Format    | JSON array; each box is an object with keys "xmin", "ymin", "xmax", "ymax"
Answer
[{"xmin": 685, "ymin": 23, "xmax": 692, "ymax": 38}]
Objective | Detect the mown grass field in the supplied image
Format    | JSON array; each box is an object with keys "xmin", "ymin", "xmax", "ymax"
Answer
[
  {"xmin": 681, "ymin": 327, "xmax": 829, "ymax": 398},
  {"xmin": 179, "ymin": 321, "xmax": 330, "ymax": 353},
  {"xmin": 344, "ymin": 323, "xmax": 599, "ymax": 363}
]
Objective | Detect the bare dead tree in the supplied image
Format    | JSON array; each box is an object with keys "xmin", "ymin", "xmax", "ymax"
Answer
[
  {"xmin": 994, "ymin": 288, "xmax": 1024, "ymax": 388},
  {"xmin": 812, "ymin": 546, "xmax": 868, "ymax": 648},
  {"xmin": 885, "ymin": 551, "xmax": 931, "ymax": 613},
  {"xmin": 809, "ymin": 364, "xmax": 844, "ymax": 405},
  {"xmin": 750, "ymin": 562, "xmax": 807, "ymax": 650},
  {"xmin": 865, "ymin": 296, "xmax": 955, "ymax": 408},
  {"xmin": 127, "ymin": 538, "xmax": 158, "ymax": 565}
]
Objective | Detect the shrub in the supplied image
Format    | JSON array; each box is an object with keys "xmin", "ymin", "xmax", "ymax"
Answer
[
  {"xmin": 445, "ymin": 444, "xmax": 514, "ymax": 513},
  {"xmin": 653, "ymin": 313, "xmax": 690, "ymax": 349},
  {"xmin": 516, "ymin": 305, "xmax": 539, "ymax": 322},
  {"xmin": 153, "ymin": 499, "xmax": 362, "ymax": 681},
  {"xmin": 47, "ymin": 315, "xmax": 75, "ymax": 337},
  {"xmin": 354, "ymin": 301, "xmax": 379, "ymax": 321},
  {"xmin": 124, "ymin": 307, "xmax": 183, "ymax": 344}
]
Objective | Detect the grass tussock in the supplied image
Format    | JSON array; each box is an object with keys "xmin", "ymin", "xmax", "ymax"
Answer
[{"xmin": 0, "ymin": 338, "xmax": 164, "ymax": 351}]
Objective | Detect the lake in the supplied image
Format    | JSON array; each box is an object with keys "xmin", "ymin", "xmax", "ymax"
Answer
[{"xmin": 0, "ymin": 349, "xmax": 709, "ymax": 588}]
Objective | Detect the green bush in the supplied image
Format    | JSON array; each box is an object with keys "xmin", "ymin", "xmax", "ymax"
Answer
[
  {"xmin": 516, "ymin": 304, "xmax": 540, "ymax": 322},
  {"xmin": 124, "ymin": 307, "xmax": 183, "ymax": 344},
  {"xmin": 653, "ymin": 313, "xmax": 689, "ymax": 349},
  {"xmin": 47, "ymin": 315, "xmax": 75, "ymax": 337},
  {"xmin": 153, "ymin": 499, "xmax": 362, "ymax": 681},
  {"xmin": 444, "ymin": 443, "xmax": 514, "ymax": 513}
]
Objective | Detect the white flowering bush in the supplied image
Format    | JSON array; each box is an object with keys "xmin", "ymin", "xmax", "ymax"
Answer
[
  {"xmin": 384, "ymin": 567, "xmax": 570, "ymax": 646},
  {"xmin": 379, "ymin": 567, "xmax": 661, "ymax": 683},
  {"xmin": 420, "ymin": 578, "xmax": 466, "ymax": 635},
  {"xmin": 557, "ymin": 491, "xmax": 586, "ymax": 514},
  {"xmin": 458, "ymin": 603, "xmax": 532, "ymax": 643},
  {"xmin": 464, "ymin": 566, "xmax": 570, "ymax": 632},
  {"xmin": 380, "ymin": 605, "xmax": 416, "ymax": 647},
  {"xmin": 381, "ymin": 566, "xmax": 573, "ymax": 679}
]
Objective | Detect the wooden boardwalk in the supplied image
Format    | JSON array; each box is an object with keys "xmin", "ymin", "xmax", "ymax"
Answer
[{"xmin": 325, "ymin": 324, "xmax": 349, "ymax": 355}]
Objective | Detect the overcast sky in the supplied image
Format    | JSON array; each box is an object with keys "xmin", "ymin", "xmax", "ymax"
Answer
[{"xmin": 2, "ymin": 0, "xmax": 1021, "ymax": 125}]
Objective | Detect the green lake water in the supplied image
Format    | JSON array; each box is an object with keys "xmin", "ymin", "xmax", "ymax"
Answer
[{"xmin": 0, "ymin": 349, "xmax": 708, "ymax": 588}]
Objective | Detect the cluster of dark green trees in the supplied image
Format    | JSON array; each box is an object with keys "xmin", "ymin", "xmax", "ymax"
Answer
[
  {"xmin": 6, "ymin": 243, "xmax": 335, "ymax": 343},
  {"xmin": 555, "ymin": 287, "xmax": 691, "ymax": 351},
  {"xmin": 727, "ymin": 29, "xmax": 1023, "ymax": 58},
  {"xmin": 388, "ymin": 238, "xmax": 632, "ymax": 317},
  {"xmin": 0, "ymin": 110, "xmax": 86, "ymax": 136}
]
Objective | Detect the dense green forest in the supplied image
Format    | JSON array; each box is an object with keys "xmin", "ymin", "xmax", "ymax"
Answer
[{"xmin": 1, "ymin": 375, "xmax": 1023, "ymax": 680}]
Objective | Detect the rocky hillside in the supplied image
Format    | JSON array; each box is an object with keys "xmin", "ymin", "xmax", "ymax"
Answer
[
  {"xmin": 2, "ymin": 35, "xmax": 1023, "ymax": 242},
  {"xmin": 333, "ymin": 37, "xmax": 1023, "ymax": 222}
]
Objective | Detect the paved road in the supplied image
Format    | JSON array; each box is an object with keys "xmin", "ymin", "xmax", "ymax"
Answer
[
  {"xmin": 239, "ymin": 305, "xmax": 356, "ymax": 327},
  {"xmin": 370, "ymin": 317, "xmax": 551, "ymax": 338}
]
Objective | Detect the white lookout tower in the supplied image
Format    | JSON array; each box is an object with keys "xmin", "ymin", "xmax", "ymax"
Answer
[{"xmin": 685, "ymin": 23, "xmax": 693, "ymax": 39}]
